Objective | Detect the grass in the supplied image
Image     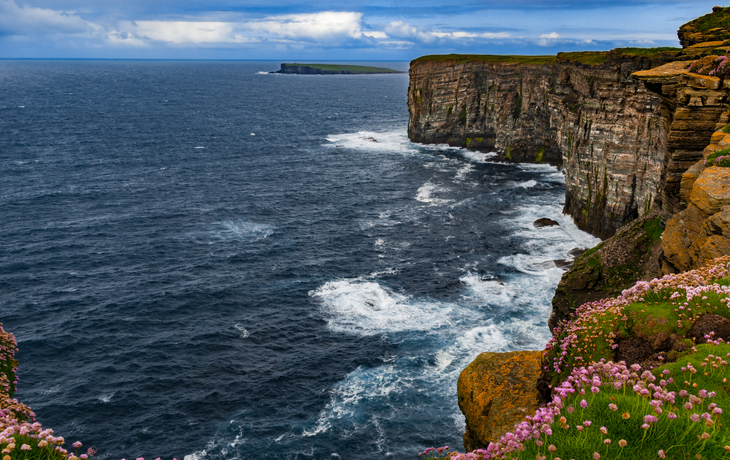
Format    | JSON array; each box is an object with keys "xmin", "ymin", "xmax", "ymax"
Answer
[
  {"xmin": 280, "ymin": 63, "xmax": 401, "ymax": 73},
  {"xmin": 412, "ymin": 54, "xmax": 556, "ymax": 65},
  {"xmin": 706, "ymin": 149, "xmax": 730, "ymax": 167},
  {"xmin": 557, "ymin": 52, "xmax": 608, "ymax": 65},
  {"xmin": 685, "ymin": 8, "xmax": 730, "ymax": 34},
  {"xmin": 421, "ymin": 258, "xmax": 730, "ymax": 459}
]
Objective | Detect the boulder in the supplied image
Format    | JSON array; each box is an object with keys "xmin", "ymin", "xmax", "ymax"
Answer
[
  {"xmin": 533, "ymin": 218, "xmax": 560, "ymax": 228},
  {"xmin": 457, "ymin": 350, "xmax": 542, "ymax": 452},
  {"xmin": 689, "ymin": 166, "xmax": 730, "ymax": 215}
]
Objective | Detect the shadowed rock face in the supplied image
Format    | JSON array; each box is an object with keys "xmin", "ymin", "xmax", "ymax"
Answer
[{"xmin": 408, "ymin": 52, "xmax": 678, "ymax": 238}]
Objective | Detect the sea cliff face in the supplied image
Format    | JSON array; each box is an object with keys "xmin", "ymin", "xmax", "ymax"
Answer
[{"xmin": 408, "ymin": 51, "xmax": 678, "ymax": 238}]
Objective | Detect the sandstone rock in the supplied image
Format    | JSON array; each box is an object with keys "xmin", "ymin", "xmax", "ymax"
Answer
[
  {"xmin": 680, "ymin": 161, "xmax": 706, "ymax": 203},
  {"xmin": 457, "ymin": 350, "xmax": 541, "ymax": 452},
  {"xmin": 689, "ymin": 166, "xmax": 730, "ymax": 214},
  {"xmin": 662, "ymin": 203, "xmax": 710, "ymax": 272}
]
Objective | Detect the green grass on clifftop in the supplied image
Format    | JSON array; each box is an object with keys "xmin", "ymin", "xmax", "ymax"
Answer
[{"xmin": 412, "ymin": 54, "xmax": 556, "ymax": 65}]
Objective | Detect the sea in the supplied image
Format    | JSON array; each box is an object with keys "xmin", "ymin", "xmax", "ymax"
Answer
[{"xmin": 0, "ymin": 60, "xmax": 601, "ymax": 460}]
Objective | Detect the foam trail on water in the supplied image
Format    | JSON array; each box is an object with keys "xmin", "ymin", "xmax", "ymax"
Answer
[
  {"xmin": 310, "ymin": 279, "xmax": 476, "ymax": 335},
  {"xmin": 415, "ymin": 182, "xmax": 453, "ymax": 205}
]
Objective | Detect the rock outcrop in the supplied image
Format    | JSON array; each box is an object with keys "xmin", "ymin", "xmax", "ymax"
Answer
[
  {"xmin": 549, "ymin": 211, "xmax": 663, "ymax": 330},
  {"xmin": 408, "ymin": 50, "xmax": 681, "ymax": 238},
  {"xmin": 448, "ymin": 7, "xmax": 730, "ymax": 454},
  {"xmin": 457, "ymin": 350, "xmax": 542, "ymax": 452},
  {"xmin": 661, "ymin": 130, "xmax": 730, "ymax": 272},
  {"xmin": 678, "ymin": 6, "xmax": 730, "ymax": 48}
]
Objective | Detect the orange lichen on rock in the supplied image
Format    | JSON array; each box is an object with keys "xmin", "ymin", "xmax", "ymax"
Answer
[{"xmin": 456, "ymin": 350, "xmax": 542, "ymax": 452}]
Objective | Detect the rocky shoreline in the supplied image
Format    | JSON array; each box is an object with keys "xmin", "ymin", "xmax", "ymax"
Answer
[{"xmin": 407, "ymin": 5, "xmax": 730, "ymax": 455}]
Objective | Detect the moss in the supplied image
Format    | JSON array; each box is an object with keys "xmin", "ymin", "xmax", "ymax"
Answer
[
  {"xmin": 643, "ymin": 216, "xmax": 663, "ymax": 244},
  {"xmin": 722, "ymin": 123, "xmax": 730, "ymax": 134},
  {"xmin": 475, "ymin": 137, "xmax": 483, "ymax": 143},
  {"xmin": 535, "ymin": 148, "xmax": 544, "ymax": 163},
  {"xmin": 446, "ymin": 106, "xmax": 452, "ymax": 118},
  {"xmin": 505, "ymin": 147, "xmax": 512, "ymax": 161},
  {"xmin": 413, "ymin": 54, "xmax": 556, "ymax": 65},
  {"xmin": 465, "ymin": 137, "xmax": 471, "ymax": 148},
  {"xmin": 458, "ymin": 107, "xmax": 467, "ymax": 124},
  {"xmin": 683, "ymin": 7, "xmax": 730, "ymax": 34}
]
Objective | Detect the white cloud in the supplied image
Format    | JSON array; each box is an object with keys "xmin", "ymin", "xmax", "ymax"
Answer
[
  {"xmin": 539, "ymin": 31, "xmax": 560, "ymax": 46},
  {"xmin": 246, "ymin": 12, "xmax": 363, "ymax": 40},
  {"xmin": 363, "ymin": 30, "xmax": 387, "ymax": 39},
  {"xmin": 384, "ymin": 21, "xmax": 436, "ymax": 43},
  {"xmin": 111, "ymin": 21, "xmax": 253, "ymax": 45},
  {"xmin": 432, "ymin": 31, "xmax": 511, "ymax": 39},
  {"xmin": 0, "ymin": 0, "xmax": 98, "ymax": 36}
]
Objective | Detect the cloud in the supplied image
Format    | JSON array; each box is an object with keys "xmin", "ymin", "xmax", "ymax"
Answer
[
  {"xmin": 111, "ymin": 21, "xmax": 252, "ymax": 45},
  {"xmin": 0, "ymin": 0, "xmax": 98, "ymax": 36},
  {"xmin": 384, "ymin": 20, "xmax": 435, "ymax": 43},
  {"xmin": 363, "ymin": 30, "xmax": 387, "ymax": 39},
  {"xmin": 246, "ymin": 11, "xmax": 363, "ymax": 41},
  {"xmin": 107, "ymin": 11, "xmax": 365, "ymax": 46}
]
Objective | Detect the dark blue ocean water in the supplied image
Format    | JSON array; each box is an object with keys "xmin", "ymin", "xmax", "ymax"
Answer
[{"xmin": 0, "ymin": 60, "xmax": 599, "ymax": 460}]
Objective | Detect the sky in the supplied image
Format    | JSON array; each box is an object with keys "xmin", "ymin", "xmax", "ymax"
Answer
[{"xmin": 0, "ymin": 0, "xmax": 725, "ymax": 60}]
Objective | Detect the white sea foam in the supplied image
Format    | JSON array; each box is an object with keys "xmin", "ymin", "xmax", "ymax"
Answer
[
  {"xmin": 194, "ymin": 146, "xmax": 205, "ymax": 149},
  {"xmin": 459, "ymin": 150, "xmax": 498, "ymax": 163},
  {"xmin": 196, "ymin": 220, "xmax": 274, "ymax": 244},
  {"xmin": 415, "ymin": 182, "xmax": 453, "ymax": 205},
  {"xmin": 234, "ymin": 323, "xmax": 249, "ymax": 338},
  {"xmin": 310, "ymin": 279, "xmax": 473, "ymax": 335},
  {"xmin": 98, "ymin": 391, "xmax": 115, "ymax": 403},
  {"xmin": 517, "ymin": 179, "xmax": 537, "ymax": 188}
]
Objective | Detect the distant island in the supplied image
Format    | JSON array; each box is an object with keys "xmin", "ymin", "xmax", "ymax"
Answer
[{"xmin": 273, "ymin": 63, "xmax": 404, "ymax": 74}]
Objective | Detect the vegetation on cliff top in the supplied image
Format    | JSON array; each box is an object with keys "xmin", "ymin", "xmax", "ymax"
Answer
[
  {"xmin": 412, "ymin": 54, "xmax": 556, "ymax": 65},
  {"xmin": 413, "ymin": 47, "xmax": 682, "ymax": 68},
  {"xmin": 422, "ymin": 257, "xmax": 730, "ymax": 459}
]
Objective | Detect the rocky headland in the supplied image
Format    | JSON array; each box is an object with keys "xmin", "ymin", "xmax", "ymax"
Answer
[
  {"xmin": 406, "ymin": 6, "xmax": 730, "ymax": 456},
  {"xmin": 275, "ymin": 63, "xmax": 403, "ymax": 75}
]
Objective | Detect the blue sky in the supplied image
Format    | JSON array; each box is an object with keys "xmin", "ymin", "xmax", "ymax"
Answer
[{"xmin": 0, "ymin": 1, "xmax": 724, "ymax": 60}]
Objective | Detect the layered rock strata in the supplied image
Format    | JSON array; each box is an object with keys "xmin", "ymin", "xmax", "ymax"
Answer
[
  {"xmin": 632, "ymin": 63, "xmax": 730, "ymax": 218},
  {"xmin": 662, "ymin": 130, "xmax": 730, "ymax": 272},
  {"xmin": 408, "ymin": 51, "xmax": 679, "ymax": 238}
]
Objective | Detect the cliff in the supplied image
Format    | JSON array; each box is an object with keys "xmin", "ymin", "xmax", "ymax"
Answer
[
  {"xmin": 408, "ymin": 49, "xmax": 683, "ymax": 238},
  {"xmin": 420, "ymin": 6, "xmax": 730, "ymax": 457}
]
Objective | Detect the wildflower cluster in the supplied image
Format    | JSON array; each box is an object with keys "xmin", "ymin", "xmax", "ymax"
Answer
[
  {"xmin": 0, "ymin": 324, "xmax": 93, "ymax": 460},
  {"xmin": 705, "ymin": 149, "xmax": 730, "ymax": 167},
  {"xmin": 421, "ymin": 343, "xmax": 729, "ymax": 459},
  {"xmin": 543, "ymin": 256, "xmax": 730, "ymax": 386},
  {"xmin": 687, "ymin": 54, "xmax": 730, "ymax": 78}
]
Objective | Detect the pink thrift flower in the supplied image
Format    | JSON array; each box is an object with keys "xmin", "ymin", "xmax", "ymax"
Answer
[
  {"xmin": 593, "ymin": 453, "xmax": 601, "ymax": 460},
  {"xmin": 658, "ymin": 450, "xmax": 666, "ymax": 458},
  {"xmin": 580, "ymin": 399, "xmax": 588, "ymax": 408},
  {"xmin": 73, "ymin": 442, "xmax": 82, "ymax": 449}
]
